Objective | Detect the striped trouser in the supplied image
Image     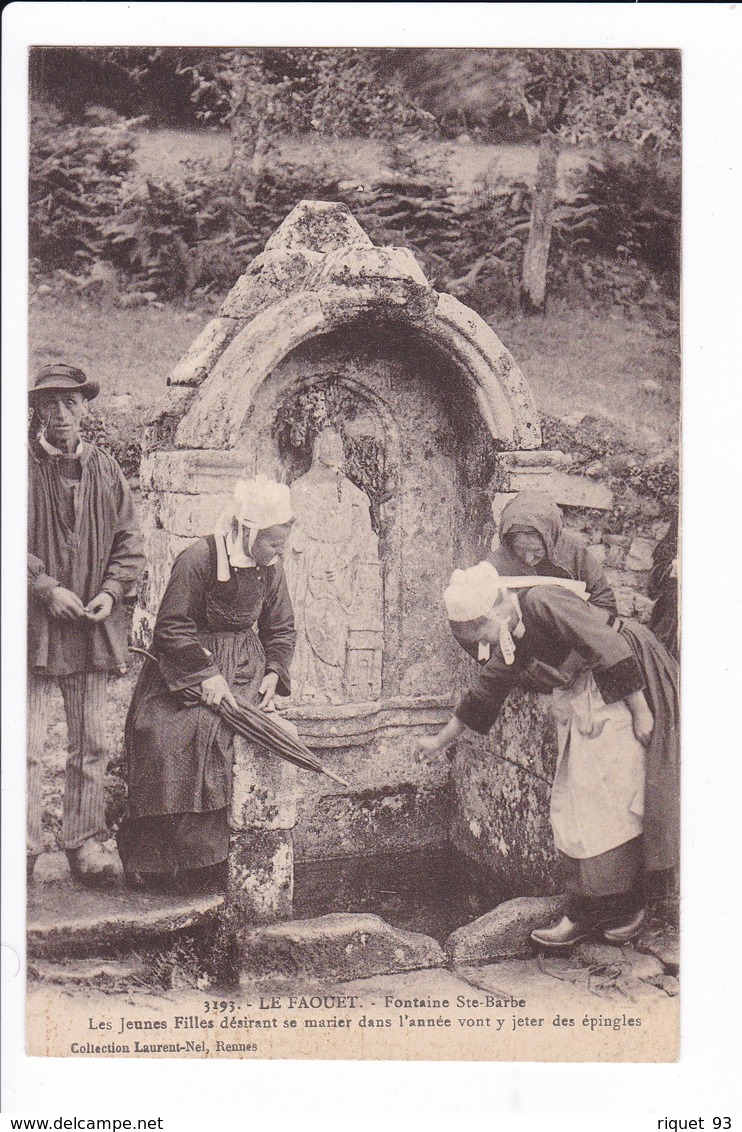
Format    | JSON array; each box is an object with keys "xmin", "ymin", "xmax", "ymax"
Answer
[{"xmin": 27, "ymin": 671, "xmax": 110, "ymax": 854}]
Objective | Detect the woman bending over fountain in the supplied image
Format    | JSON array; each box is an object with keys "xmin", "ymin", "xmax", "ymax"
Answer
[{"xmin": 419, "ymin": 562, "xmax": 678, "ymax": 948}]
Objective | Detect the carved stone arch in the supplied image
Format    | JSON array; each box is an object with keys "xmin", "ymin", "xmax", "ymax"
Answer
[{"xmin": 173, "ymin": 286, "xmax": 540, "ymax": 452}]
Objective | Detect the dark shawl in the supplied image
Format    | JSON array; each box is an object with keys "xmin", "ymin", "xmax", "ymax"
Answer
[
  {"xmin": 490, "ymin": 491, "xmax": 616, "ymax": 613},
  {"xmin": 28, "ymin": 442, "xmax": 145, "ymax": 675}
]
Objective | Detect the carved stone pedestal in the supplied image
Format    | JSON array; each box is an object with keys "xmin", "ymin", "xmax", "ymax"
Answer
[{"xmin": 226, "ymin": 736, "xmax": 299, "ymax": 924}]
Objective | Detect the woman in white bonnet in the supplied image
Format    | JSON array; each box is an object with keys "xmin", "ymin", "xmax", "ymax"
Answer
[
  {"xmin": 119, "ymin": 475, "xmax": 296, "ymax": 890},
  {"xmin": 420, "ymin": 562, "xmax": 679, "ymax": 949}
]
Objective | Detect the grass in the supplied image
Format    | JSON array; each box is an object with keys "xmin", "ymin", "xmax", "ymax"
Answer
[
  {"xmin": 132, "ymin": 128, "xmax": 592, "ymax": 196},
  {"xmin": 29, "ymin": 295, "xmax": 679, "ymax": 447},
  {"xmin": 28, "ymin": 296, "xmax": 206, "ymax": 423},
  {"xmin": 496, "ymin": 307, "xmax": 679, "ymax": 448}
]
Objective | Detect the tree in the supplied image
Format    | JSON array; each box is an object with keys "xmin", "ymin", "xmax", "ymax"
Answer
[
  {"xmin": 385, "ymin": 48, "xmax": 680, "ymax": 312},
  {"xmin": 178, "ymin": 48, "xmax": 436, "ymax": 205}
]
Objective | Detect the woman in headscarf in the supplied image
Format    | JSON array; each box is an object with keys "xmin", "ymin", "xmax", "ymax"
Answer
[
  {"xmin": 490, "ymin": 491, "xmax": 616, "ymax": 612},
  {"xmin": 419, "ymin": 563, "xmax": 679, "ymax": 948},
  {"xmin": 119, "ymin": 475, "xmax": 296, "ymax": 889},
  {"xmin": 455, "ymin": 492, "xmax": 616, "ymax": 693}
]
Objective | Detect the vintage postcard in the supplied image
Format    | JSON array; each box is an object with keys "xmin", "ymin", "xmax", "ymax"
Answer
[
  {"xmin": 5, "ymin": 5, "xmax": 737, "ymax": 1107},
  {"xmin": 19, "ymin": 35, "xmax": 682, "ymax": 1065}
]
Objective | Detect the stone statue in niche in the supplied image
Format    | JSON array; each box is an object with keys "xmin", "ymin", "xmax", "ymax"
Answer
[{"xmin": 285, "ymin": 427, "xmax": 383, "ymax": 704}]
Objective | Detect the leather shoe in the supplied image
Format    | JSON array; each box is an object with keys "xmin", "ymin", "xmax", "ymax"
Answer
[
  {"xmin": 531, "ymin": 915, "xmax": 593, "ymax": 949},
  {"xmin": 602, "ymin": 907, "xmax": 647, "ymax": 945},
  {"xmin": 67, "ymin": 838, "xmax": 123, "ymax": 887}
]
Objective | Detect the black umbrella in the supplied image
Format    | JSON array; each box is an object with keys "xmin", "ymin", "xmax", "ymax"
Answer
[{"xmin": 130, "ymin": 649, "xmax": 349, "ymax": 788}]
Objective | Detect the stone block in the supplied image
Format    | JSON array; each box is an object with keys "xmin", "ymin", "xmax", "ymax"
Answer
[
  {"xmin": 626, "ymin": 537, "xmax": 657, "ymax": 572},
  {"xmin": 501, "ymin": 449, "xmax": 571, "ymax": 469},
  {"xmin": 315, "ymin": 244, "xmax": 430, "ymax": 288},
  {"xmin": 228, "ymin": 828, "xmax": 294, "ymax": 924},
  {"xmin": 637, "ymin": 922, "xmax": 680, "ymax": 975},
  {"xmin": 28, "ymin": 956, "xmax": 149, "ymax": 990},
  {"xmin": 589, "ymin": 542, "xmax": 607, "ymax": 567},
  {"xmin": 143, "ymin": 384, "xmax": 195, "ymax": 428},
  {"xmin": 32, "ymin": 851, "xmax": 71, "ymax": 884},
  {"xmin": 649, "ymin": 974, "xmax": 680, "ymax": 996},
  {"xmin": 27, "ymin": 880, "xmax": 223, "ymax": 958},
  {"xmin": 264, "ymin": 200, "xmax": 374, "ymax": 255},
  {"xmin": 175, "ymin": 292, "xmax": 327, "ymax": 450},
  {"xmin": 140, "ymin": 530, "xmax": 199, "ymax": 613},
  {"xmin": 605, "ymin": 543, "xmax": 628, "ymax": 569},
  {"xmin": 491, "ymin": 492, "xmax": 517, "ymax": 526},
  {"xmin": 604, "ymin": 534, "xmax": 632, "ymax": 548},
  {"xmin": 241, "ymin": 912, "xmax": 445, "ymax": 979},
  {"xmin": 169, "ymin": 317, "xmax": 242, "ymax": 386},
  {"xmin": 507, "ymin": 470, "xmax": 556, "ymax": 493},
  {"xmin": 295, "ymin": 783, "xmax": 450, "ymax": 861},
  {"xmin": 220, "ymin": 249, "xmax": 324, "ymax": 318},
  {"xmin": 141, "ymin": 449, "xmax": 252, "ymax": 494},
  {"xmin": 604, "ymin": 566, "xmax": 637, "ymax": 589},
  {"xmin": 157, "ymin": 491, "xmax": 231, "ymax": 537},
  {"xmin": 279, "ymin": 699, "xmax": 455, "ymax": 858},
  {"xmin": 613, "ymin": 586, "xmax": 637, "ymax": 618},
  {"xmin": 231, "ymin": 737, "xmax": 299, "ymax": 831},
  {"xmin": 434, "ymin": 293, "xmax": 541, "ymax": 450},
  {"xmin": 512, "ymin": 470, "xmax": 612, "ymax": 510},
  {"xmin": 448, "ymin": 697, "xmax": 562, "ymax": 896},
  {"xmin": 633, "ymin": 593, "xmax": 655, "ymax": 624},
  {"xmin": 444, "ymin": 895, "xmax": 564, "ymax": 962}
]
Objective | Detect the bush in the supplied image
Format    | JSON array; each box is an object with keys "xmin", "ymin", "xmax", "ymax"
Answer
[
  {"xmin": 581, "ymin": 149, "xmax": 680, "ymax": 282},
  {"xmin": 29, "ymin": 105, "xmax": 681, "ymax": 322},
  {"xmin": 554, "ymin": 149, "xmax": 681, "ymax": 308},
  {"xmin": 542, "ymin": 412, "xmax": 679, "ymax": 532},
  {"xmin": 29, "ymin": 106, "xmax": 139, "ymax": 278},
  {"xmin": 80, "ymin": 409, "xmax": 142, "ymax": 479}
]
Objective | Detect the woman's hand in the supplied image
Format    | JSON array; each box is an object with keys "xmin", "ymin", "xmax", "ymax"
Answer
[
  {"xmin": 417, "ymin": 735, "xmax": 446, "ymax": 754},
  {"xmin": 258, "ymin": 671, "xmax": 279, "ymax": 711},
  {"xmin": 627, "ymin": 691, "xmax": 654, "ymax": 745},
  {"xmin": 417, "ymin": 716, "xmax": 466, "ymax": 755},
  {"xmin": 200, "ymin": 674, "xmax": 238, "ymax": 710}
]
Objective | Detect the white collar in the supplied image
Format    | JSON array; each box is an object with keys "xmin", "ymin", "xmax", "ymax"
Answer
[
  {"xmin": 224, "ymin": 530, "xmax": 278, "ymax": 570},
  {"xmin": 226, "ymin": 530, "xmax": 257, "ymax": 569},
  {"xmin": 38, "ymin": 434, "xmax": 83, "ymax": 459}
]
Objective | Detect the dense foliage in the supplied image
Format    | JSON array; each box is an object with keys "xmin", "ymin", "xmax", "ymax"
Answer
[
  {"xmin": 29, "ymin": 106, "xmax": 139, "ymax": 277},
  {"xmin": 29, "ymin": 107, "xmax": 680, "ymax": 320}
]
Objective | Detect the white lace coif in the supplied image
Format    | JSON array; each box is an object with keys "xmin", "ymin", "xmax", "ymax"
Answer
[
  {"xmin": 214, "ymin": 475, "xmax": 293, "ymax": 581},
  {"xmin": 444, "ymin": 561, "xmax": 589, "ymax": 622}
]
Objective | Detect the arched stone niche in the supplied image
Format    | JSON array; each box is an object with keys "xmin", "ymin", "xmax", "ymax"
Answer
[{"xmin": 138, "ymin": 200, "xmax": 548, "ymax": 870}]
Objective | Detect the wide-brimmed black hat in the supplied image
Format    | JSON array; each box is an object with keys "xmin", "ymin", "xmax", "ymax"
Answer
[{"xmin": 29, "ymin": 364, "xmax": 100, "ymax": 400}]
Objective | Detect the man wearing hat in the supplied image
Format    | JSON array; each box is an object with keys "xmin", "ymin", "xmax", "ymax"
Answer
[{"xmin": 28, "ymin": 363, "xmax": 145, "ymax": 885}]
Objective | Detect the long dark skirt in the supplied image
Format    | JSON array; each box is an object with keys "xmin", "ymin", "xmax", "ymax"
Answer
[
  {"xmin": 119, "ymin": 628, "xmax": 264, "ymax": 876},
  {"xmin": 622, "ymin": 622, "xmax": 680, "ymax": 873},
  {"xmin": 118, "ymin": 809, "xmax": 229, "ymax": 875},
  {"xmin": 561, "ymin": 836, "xmax": 644, "ymax": 921}
]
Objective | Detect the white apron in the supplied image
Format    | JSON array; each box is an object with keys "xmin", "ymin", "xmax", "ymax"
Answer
[{"xmin": 548, "ymin": 671, "xmax": 645, "ymax": 859}]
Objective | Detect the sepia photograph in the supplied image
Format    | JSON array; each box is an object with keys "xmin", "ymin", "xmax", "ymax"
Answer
[{"xmin": 18, "ymin": 36, "xmax": 685, "ymax": 1064}]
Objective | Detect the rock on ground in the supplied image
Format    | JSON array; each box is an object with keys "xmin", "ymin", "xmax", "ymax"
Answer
[
  {"xmin": 242, "ymin": 912, "xmax": 445, "ymax": 980},
  {"xmin": 445, "ymin": 895, "xmax": 563, "ymax": 962}
]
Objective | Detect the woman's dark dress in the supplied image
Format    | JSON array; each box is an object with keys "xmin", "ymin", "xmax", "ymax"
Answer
[
  {"xmin": 118, "ymin": 536, "xmax": 295, "ymax": 875},
  {"xmin": 454, "ymin": 586, "xmax": 679, "ymax": 896}
]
